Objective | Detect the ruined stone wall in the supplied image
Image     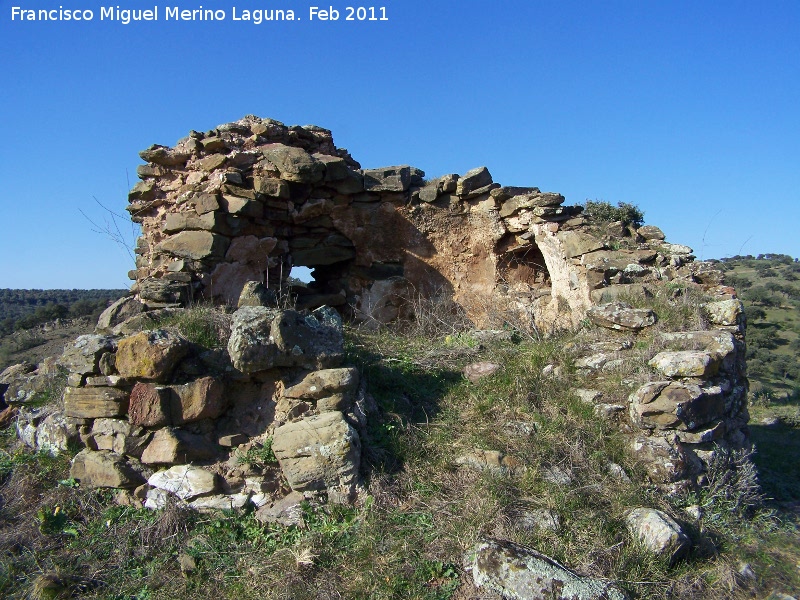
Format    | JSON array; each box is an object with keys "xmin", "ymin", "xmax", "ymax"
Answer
[
  {"xmin": 128, "ymin": 115, "xmax": 717, "ymax": 330},
  {"xmin": 3, "ymin": 115, "xmax": 750, "ymax": 509}
]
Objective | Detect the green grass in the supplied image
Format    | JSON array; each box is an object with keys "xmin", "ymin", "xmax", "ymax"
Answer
[
  {"xmin": 1, "ymin": 296, "xmax": 799, "ymax": 599},
  {"xmin": 152, "ymin": 304, "xmax": 232, "ymax": 349}
]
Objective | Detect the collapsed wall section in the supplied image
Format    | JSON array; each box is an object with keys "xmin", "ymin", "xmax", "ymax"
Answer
[{"xmin": 128, "ymin": 116, "xmax": 629, "ymax": 329}]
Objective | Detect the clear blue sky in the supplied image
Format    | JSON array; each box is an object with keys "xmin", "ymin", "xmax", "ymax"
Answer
[{"xmin": 1, "ymin": 0, "xmax": 798, "ymax": 289}]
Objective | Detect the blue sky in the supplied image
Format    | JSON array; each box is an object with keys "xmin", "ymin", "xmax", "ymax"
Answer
[{"xmin": 1, "ymin": 0, "xmax": 798, "ymax": 288}]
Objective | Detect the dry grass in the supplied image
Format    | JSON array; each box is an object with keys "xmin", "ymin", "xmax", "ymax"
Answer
[{"xmin": 0, "ymin": 285, "xmax": 797, "ymax": 599}]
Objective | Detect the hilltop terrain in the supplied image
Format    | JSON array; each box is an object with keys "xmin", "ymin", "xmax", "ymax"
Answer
[{"xmin": 0, "ymin": 114, "xmax": 797, "ymax": 599}]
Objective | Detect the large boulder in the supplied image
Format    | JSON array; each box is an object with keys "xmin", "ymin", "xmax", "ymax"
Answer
[
  {"xmin": 636, "ymin": 225, "xmax": 666, "ymax": 241},
  {"xmin": 455, "ymin": 166, "xmax": 493, "ymax": 196},
  {"xmin": 468, "ymin": 538, "xmax": 628, "ymax": 600},
  {"xmin": 115, "ymin": 329, "xmax": 189, "ymax": 382},
  {"xmin": 70, "ymin": 449, "xmax": 146, "ymax": 489},
  {"xmin": 272, "ymin": 411, "xmax": 360, "ymax": 497},
  {"xmin": 626, "ymin": 508, "xmax": 690, "ymax": 565},
  {"xmin": 587, "ymin": 302, "xmax": 657, "ymax": 331}
]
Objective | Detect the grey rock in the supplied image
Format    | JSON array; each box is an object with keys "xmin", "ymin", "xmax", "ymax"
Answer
[
  {"xmin": 463, "ymin": 362, "xmax": 502, "ymax": 383},
  {"xmin": 456, "ymin": 167, "xmax": 493, "ymax": 196},
  {"xmin": 148, "ymin": 465, "xmax": 218, "ymax": 500},
  {"xmin": 59, "ymin": 335, "xmax": 118, "ymax": 376},
  {"xmin": 629, "ymin": 381, "xmax": 724, "ymax": 431},
  {"xmin": 262, "ymin": 144, "xmax": 325, "ymax": 183},
  {"xmin": 227, "ymin": 306, "xmax": 282, "ymax": 373},
  {"xmin": 575, "ymin": 389, "xmax": 604, "ymax": 404},
  {"xmin": 255, "ymin": 491, "xmax": 307, "ymax": 526},
  {"xmin": 557, "ymin": 231, "xmax": 606, "ymax": 259},
  {"xmin": 636, "ymin": 225, "xmax": 665, "ymax": 240},
  {"xmin": 238, "ymin": 280, "xmax": 276, "ymax": 308},
  {"xmin": 96, "ymin": 297, "xmax": 144, "ymax": 333},
  {"xmin": 468, "ymin": 538, "xmax": 628, "ymax": 600},
  {"xmin": 516, "ymin": 508, "xmax": 561, "ymax": 532},
  {"xmin": 587, "ymin": 302, "xmax": 657, "ymax": 331},
  {"xmin": 272, "ymin": 411, "xmax": 360, "ymax": 495},
  {"xmin": 626, "ymin": 508, "xmax": 690, "ymax": 565},
  {"xmin": 270, "ymin": 307, "xmax": 344, "ymax": 369},
  {"xmin": 362, "ymin": 165, "xmax": 412, "ymax": 192},
  {"xmin": 156, "ymin": 230, "xmax": 230, "ymax": 261},
  {"xmin": 649, "ymin": 351, "xmax": 718, "ymax": 378},
  {"xmin": 189, "ymin": 493, "xmax": 250, "ymax": 512}
]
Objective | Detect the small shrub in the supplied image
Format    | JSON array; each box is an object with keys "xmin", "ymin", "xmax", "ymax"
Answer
[
  {"xmin": 236, "ymin": 439, "xmax": 277, "ymax": 467},
  {"xmin": 157, "ymin": 304, "xmax": 232, "ymax": 349},
  {"xmin": 582, "ymin": 200, "xmax": 645, "ymax": 227},
  {"xmin": 700, "ymin": 446, "xmax": 764, "ymax": 521}
]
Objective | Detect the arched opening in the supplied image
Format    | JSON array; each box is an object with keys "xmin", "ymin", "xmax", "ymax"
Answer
[
  {"xmin": 285, "ymin": 234, "xmax": 355, "ymax": 311},
  {"xmin": 496, "ymin": 241, "xmax": 552, "ymax": 301}
]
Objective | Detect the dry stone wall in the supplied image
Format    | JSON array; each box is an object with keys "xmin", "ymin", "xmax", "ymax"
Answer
[
  {"xmin": 1, "ymin": 115, "xmax": 751, "ymax": 509},
  {"xmin": 128, "ymin": 115, "xmax": 721, "ymax": 330},
  {"xmin": 11, "ymin": 304, "xmax": 369, "ymax": 513}
]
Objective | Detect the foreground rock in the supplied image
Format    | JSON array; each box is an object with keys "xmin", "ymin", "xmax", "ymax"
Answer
[
  {"xmin": 463, "ymin": 362, "xmax": 502, "ymax": 383},
  {"xmin": 148, "ymin": 465, "xmax": 218, "ymax": 500},
  {"xmin": 625, "ymin": 508, "xmax": 690, "ymax": 565},
  {"xmin": 468, "ymin": 538, "xmax": 628, "ymax": 599},
  {"xmin": 272, "ymin": 411, "xmax": 360, "ymax": 501},
  {"xmin": 70, "ymin": 449, "xmax": 146, "ymax": 489}
]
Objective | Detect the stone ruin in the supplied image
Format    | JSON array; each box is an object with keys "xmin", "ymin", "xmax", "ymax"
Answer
[{"xmin": 2, "ymin": 115, "xmax": 749, "ymax": 516}]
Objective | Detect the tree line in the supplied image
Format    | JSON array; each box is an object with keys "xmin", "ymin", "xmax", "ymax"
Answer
[{"xmin": 0, "ymin": 289, "xmax": 127, "ymax": 335}]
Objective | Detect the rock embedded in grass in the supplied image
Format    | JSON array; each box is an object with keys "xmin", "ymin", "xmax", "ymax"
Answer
[
  {"xmin": 468, "ymin": 537, "xmax": 629, "ymax": 600},
  {"xmin": 463, "ymin": 361, "xmax": 502, "ymax": 383},
  {"xmin": 625, "ymin": 507, "xmax": 691, "ymax": 565}
]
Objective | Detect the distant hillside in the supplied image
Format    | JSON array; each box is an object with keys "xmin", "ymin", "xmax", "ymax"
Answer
[
  {"xmin": 0, "ymin": 288, "xmax": 127, "ymax": 335},
  {"xmin": 715, "ymin": 254, "xmax": 800, "ymax": 396}
]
